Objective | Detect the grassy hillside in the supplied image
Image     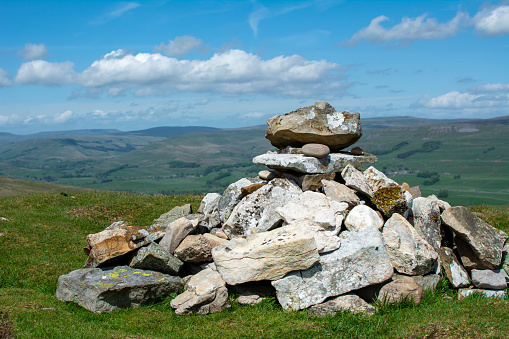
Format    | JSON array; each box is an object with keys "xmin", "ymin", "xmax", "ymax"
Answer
[
  {"xmin": 0, "ymin": 192, "xmax": 507, "ymax": 338},
  {"xmin": 0, "ymin": 176, "xmax": 95, "ymax": 198},
  {"xmin": 0, "ymin": 116, "xmax": 507, "ymax": 205}
]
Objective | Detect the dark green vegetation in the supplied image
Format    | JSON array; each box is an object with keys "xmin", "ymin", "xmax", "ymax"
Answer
[
  {"xmin": 0, "ymin": 192, "xmax": 508, "ymax": 338},
  {"xmin": 0, "ymin": 116, "xmax": 507, "ymax": 206}
]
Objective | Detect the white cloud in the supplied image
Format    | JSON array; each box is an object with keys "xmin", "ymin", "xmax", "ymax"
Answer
[
  {"xmin": 53, "ymin": 110, "xmax": 74, "ymax": 123},
  {"xmin": 417, "ymin": 88, "xmax": 509, "ymax": 110},
  {"xmin": 345, "ymin": 11, "xmax": 468, "ymax": 46},
  {"xmin": 249, "ymin": 3, "xmax": 270, "ymax": 37},
  {"xmin": 473, "ymin": 5, "xmax": 509, "ymax": 36},
  {"xmin": 16, "ymin": 49, "xmax": 343, "ymax": 97},
  {"xmin": 15, "ymin": 60, "xmax": 76, "ymax": 85},
  {"xmin": 0, "ymin": 68, "xmax": 12, "ymax": 87},
  {"xmin": 154, "ymin": 36, "xmax": 209, "ymax": 57},
  {"xmin": 18, "ymin": 43, "xmax": 49, "ymax": 60},
  {"xmin": 242, "ymin": 111, "xmax": 266, "ymax": 119},
  {"xmin": 469, "ymin": 83, "xmax": 509, "ymax": 93}
]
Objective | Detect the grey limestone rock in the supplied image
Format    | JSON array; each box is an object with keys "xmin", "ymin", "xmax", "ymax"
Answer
[
  {"xmin": 471, "ymin": 269, "xmax": 508, "ymax": 290},
  {"xmin": 341, "ymin": 164, "xmax": 373, "ymax": 198},
  {"xmin": 458, "ymin": 288, "xmax": 507, "ymax": 300},
  {"xmin": 198, "ymin": 193, "xmax": 222, "ymax": 230},
  {"xmin": 218, "ymin": 177, "xmax": 264, "ymax": 223},
  {"xmin": 377, "ymin": 276, "xmax": 424, "ymax": 304},
  {"xmin": 411, "ymin": 197, "xmax": 442, "ymax": 250},
  {"xmin": 437, "ymin": 247, "xmax": 470, "ymax": 288},
  {"xmin": 130, "ymin": 242, "xmax": 183, "ymax": 275},
  {"xmin": 56, "ymin": 266, "xmax": 183, "ymax": 313},
  {"xmin": 158, "ymin": 217, "xmax": 195, "ymax": 254},
  {"xmin": 307, "ymin": 293, "xmax": 377, "ymax": 317},
  {"xmin": 321, "ymin": 179, "xmax": 360, "ymax": 208},
  {"xmin": 344, "ymin": 205, "xmax": 384, "ymax": 231},
  {"xmin": 152, "ymin": 204, "xmax": 192, "ymax": 229}
]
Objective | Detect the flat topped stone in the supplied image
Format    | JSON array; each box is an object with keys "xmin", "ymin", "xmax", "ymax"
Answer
[
  {"xmin": 265, "ymin": 101, "xmax": 362, "ymax": 151},
  {"xmin": 253, "ymin": 153, "xmax": 376, "ymax": 174}
]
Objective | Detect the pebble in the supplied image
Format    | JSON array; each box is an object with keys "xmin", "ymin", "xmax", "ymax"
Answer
[
  {"xmin": 258, "ymin": 170, "xmax": 278, "ymax": 180},
  {"xmin": 350, "ymin": 146, "xmax": 365, "ymax": 155},
  {"xmin": 301, "ymin": 143, "xmax": 330, "ymax": 159}
]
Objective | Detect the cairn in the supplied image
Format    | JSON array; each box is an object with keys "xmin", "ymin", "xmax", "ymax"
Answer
[{"xmin": 56, "ymin": 102, "xmax": 509, "ymax": 316}]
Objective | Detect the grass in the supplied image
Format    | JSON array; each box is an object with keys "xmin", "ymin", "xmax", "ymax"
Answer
[{"xmin": 0, "ymin": 192, "xmax": 508, "ymax": 338}]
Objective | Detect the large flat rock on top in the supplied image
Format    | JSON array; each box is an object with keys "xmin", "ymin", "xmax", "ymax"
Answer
[
  {"xmin": 441, "ymin": 206, "xmax": 508, "ymax": 269},
  {"xmin": 56, "ymin": 266, "xmax": 183, "ymax": 313},
  {"xmin": 265, "ymin": 101, "xmax": 362, "ymax": 151},
  {"xmin": 253, "ymin": 153, "xmax": 376, "ymax": 174}
]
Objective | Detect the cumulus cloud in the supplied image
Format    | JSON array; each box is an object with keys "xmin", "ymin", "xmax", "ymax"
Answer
[
  {"xmin": 90, "ymin": 1, "xmax": 141, "ymax": 25},
  {"xmin": 473, "ymin": 5, "xmax": 509, "ymax": 36},
  {"xmin": 345, "ymin": 11, "xmax": 468, "ymax": 46},
  {"xmin": 16, "ymin": 49, "xmax": 343, "ymax": 97},
  {"xmin": 154, "ymin": 36, "xmax": 209, "ymax": 57},
  {"xmin": 52, "ymin": 110, "xmax": 75, "ymax": 123},
  {"xmin": 18, "ymin": 43, "xmax": 49, "ymax": 60},
  {"xmin": 416, "ymin": 86, "xmax": 509, "ymax": 111},
  {"xmin": 0, "ymin": 68, "xmax": 12, "ymax": 87},
  {"xmin": 15, "ymin": 60, "xmax": 76, "ymax": 85}
]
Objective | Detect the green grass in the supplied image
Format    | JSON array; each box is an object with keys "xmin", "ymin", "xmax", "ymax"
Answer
[{"xmin": 1, "ymin": 192, "xmax": 508, "ymax": 338}]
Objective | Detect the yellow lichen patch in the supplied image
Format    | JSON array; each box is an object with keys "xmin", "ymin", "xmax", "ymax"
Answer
[
  {"xmin": 93, "ymin": 282, "xmax": 114, "ymax": 289},
  {"xmin": 117, "ymin": 268, "xmax": 128, "ymax": 273},
  {"xmin": 372, "ymin": 186, "xmax": 405, "ymax": 216},
  {"xmin": 142, "ymin": 273, "xmax": 152, "ymax": 276},
  {"xmin": 158, "ymin": 278, "xmax": 165, "ymax": 282},
  {"xmin": 104, "ymin": 272, "xmax": 120, "ymax": 278}
]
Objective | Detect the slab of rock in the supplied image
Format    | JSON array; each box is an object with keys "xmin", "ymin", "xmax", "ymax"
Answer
[
  {"xmin": 383, "ymin": 213, "xmax": 438, "ymax": 276},
  {"xmin": 272, "ymin": 226, "xmax": 393, "ymax": 310},
  {"xmin": 411, "ymin": 197, "xmax": 442, "ymax": 249},
  {"xmin": 174, "ymin": 234, "xmax": 227, "ymax": 263},
  {"xmin": 377, "ymin": 277, "xmax": 424, "ymax": 304},
  {"xmin": 130, "ymin": 243, "xmax": 183, "ymax": 275},
  {"xmin": 258, "ymin": 170, "xmax": 278, "ymax": 180},
  {"xmin": 437, "ymin": 247, "xmax": 470, "ymax": 288},
  {"xmin": 218, "ymin": 177, "xmax": 263, "ymax": 223},
  {"xmin": 307, "ymin": 293, "xmax": 377, "ymax": 317},
  {"xmin": 276, "ymin": 171, "xmax": 335, "ymax": 191},
  {"xmin": 152, "ymin": 204, "xmax": 192, "ymax": 229},
  {"xmin": 344, "ymin": 205, "xmax": 384, "ymax": 231},
  {"xmin": 170, "ymin": 268, "xmax": 230, "ymax": 315},
  {"xmin": 441, "ymin": 206, "xmax": 508, "ymax": 269},
  {"xmin": 83, "ymin": 222, "xmax": 165, "ymax": 268},
  {"xmin": 302, "ymin": 143, "xmax": 330, "ymax": 158},
  {"xmin": 212, "ymin": 225, "xmax": 319, "ymax": 285},
  {"xmin": 471, "ymin": 269, "xmax": 508, "ymax": 290},
  {"xmin": 222, "ymin": 178, "xmax": 302, "ymax": 237},
  {"xmin": 458, "ymin": 288, "xmax": 507, "ymax": 301},
  {"xmin": 56, "ymin": 266, "xmax": 183, "ymax": 313},
  {"xmin": 265, "ymin": 101, "xmax": 362, "ymax": 151},
  {"xmin": 158, "ymin": 217, "xmax": 195, "ymax": 254},
  {"xmin": 321, "ymin": 180, "xmax": 360, "ymax": 208},
  {"xmin": 341, "ymin": 164, "xmax": 373, "ymax": 197},
  {"xmin": 197, "ymin": 193, "xmax": 221, "ymax": 230},
  {"xmin": 276, "ymin": 191, "xmax": 348, "ymax": 253},
  {"xmin": 253, "ymin": 152, "xmax": 376, "ymax": 174}
]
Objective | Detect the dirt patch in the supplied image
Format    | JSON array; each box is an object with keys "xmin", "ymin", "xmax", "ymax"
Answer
[{"xmin": 0, "ymin": 311, "xmax": 15, "ymax": 339}]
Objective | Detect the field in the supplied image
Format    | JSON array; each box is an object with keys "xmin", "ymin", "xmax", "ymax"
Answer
[{"xmin": 1, "ymin": 191, "xmax": 508, "ymax": 338}]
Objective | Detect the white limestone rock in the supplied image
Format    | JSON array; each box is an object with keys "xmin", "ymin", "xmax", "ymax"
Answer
[
  {"xmin": 344, "ymin": 205, "xmax": 384, "ymax": 231},
  {"xmin": 271, "ymin": 225, "xmax": 393, "ymax": 310},
  {"xmin": 218, "ymin": 177, "xmax": 264, "ymax": 223},
  {"xmin": 321, "ymin": 179, "xmax": 360, "ymax": 208},
  {"xmin": 198, "ymin": 193, "xmax": 222, "ymax": 230},
  {"xmin": 411, "ymin": 197, "xmax": 442, "ymax": 249},
  {"xmin": 437, "ymin": 247, "xmax": 470, "ymax": 288},
  {"xmin": 341, "ymin": 164, "xmax": 373, "ymax": 197},
  {"xmin": 159, "ymin": 217, "xmax": 195, "ymax": 254}
]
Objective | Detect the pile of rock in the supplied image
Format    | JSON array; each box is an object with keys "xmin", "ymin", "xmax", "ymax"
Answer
[{"xmin": 56, "ymin": 102, "xmax": 509, "ymax": 316}]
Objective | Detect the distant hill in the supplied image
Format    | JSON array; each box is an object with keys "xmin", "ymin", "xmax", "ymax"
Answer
[
  {"xmin": 123, "ymin": 126, "xmax": 219, "ymax": 138},
  {"xmin": 0, "ymin": 129, "xmax": 122, "ymax": 145},
  {"xmin": 0, "ymin": 175, "xmax": 95, "ymax": 198}
]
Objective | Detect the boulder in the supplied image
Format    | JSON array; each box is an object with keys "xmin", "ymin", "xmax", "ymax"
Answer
[
  {"xmin": 276, "ymin": 171, "xmax": 335, "ymax": 191},
  {"xmin": 441, "ymin": 206, "xmax": 508, "ymax": 269},
  {"xmin": 411, "ymin": 197, "xmax": 442, "ymax": 249},
  {"xmin": 174, "ymin": 234, "xmax": 227, "ymax": 263},
  {"xmin": 436, "ymin": 247, "xmax": 470, "ymax": 288},
  {"xmin": 341, "ymin": 164, "xmax": 373, "ymax": 197},
  {"xmin": 321, "ymin": 179, "xmax": 360, "ymax": 208},
  {"xmin": 471, "ymin": 269, "xmax": 508, "ymax": 290},
  {"xmin": 344, "ymin": 205, "xmax": 384, "ymax": 231},
  {"xmin": 222, "ymin": 178, "xmax": 302, "ymax": 237},
  {"xmin": 377, "ymin": 277, "xmax": 424, "ymax": 304},
  {"xmin": 197, "ymin": 193, "xmax": 221, "ymax": 230},
  {"xmin": 307, "ymin": 293, "xmax": 377, "ymax": 317},
  {"xmin": 383, "ymin": 213, "xmax": 438, "ymax": 276},
  {"xmin": 258, "ymin": 170, "xmax": 278, "ymax": 181},
  {"xmin": 56, "ymin": 266, "xmax": 183, "ymax": 313},
  {"xmin": 253, "ymin": 152, "xmax": 376, "ymax": 174},
  {"xmin": 218, "ymin": 177, "xmax": 264, "ymax": 223},
  {"xmin": 83, "ymin": 222, "xmax": 165, "ymax": 268},
  {"xmin": 458, "ymin": 288, "xmax": 507, "ymax": 301},
  {"xmin": 152, "ymin": 204, "xmax": 192, "ymax": 229},
  {"xmin": 158, "ymin": 217, "xmax": 195, "ymax": 254},
  {"xmin": 265, "ymin": 101, "xmax": 362, "ymax": 151},
  {"xmin": 301, "ymin": 143, "xmax": 330, "ymax": 158},
  {"xmin": 130, "ymin": 242, "xmax": 183, "ymax": 275},
  {"xmin": 170, "ymin": 268, "xmax": 230, "ymax": 315},
  {"xmin": 212, "ymin": 225, "xmax": 319, "ymax": 285},
  {"xmin": 276, "ymin": 191, "xmax": 348, "ymax": 253},
  {"xmin": 271, "ymin": 226, "xmax": 393, "ymax": 310}
]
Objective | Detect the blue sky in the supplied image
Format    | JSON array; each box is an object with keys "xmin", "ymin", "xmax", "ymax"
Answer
[{"xmin": 0, "ymin": 0, "xmax": 508, "ymax": 134}]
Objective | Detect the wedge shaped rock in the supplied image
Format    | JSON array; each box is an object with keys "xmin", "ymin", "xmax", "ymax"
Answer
[
  {"xmin": 383, "ymin": 213, "xmax": 438, "ymax": 276},
  {"xmin": 341, "ymin": 164, "xmax": 373, "ymax": 197},
  {"xmin": 56, "ymin": 266, "xmax": 183, "ymax": 313},
  {"xmin": 272, "ymin": 226, "xmax": 393, "ymax": 310},
  {"xmin": 437, "ymin": 247, "xmax": 470, "ymax": 288},
  {"xmin": 441, "ymin": 206, "xmax": 508, "ymax": 269},
  {"xmin": 212, "ymin": 225, "xmax": 320, "ymax": 285},
  {"xmin": 158, "ymin": 217, "xmax": 195, "ymax": 254},
  {"xmin": 222, "ymin": 178, "xmax": 302, "ymax": 237},
  {"xmin": 265, "ymin": 101, "xmax": 362, "ymax": 151}
]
